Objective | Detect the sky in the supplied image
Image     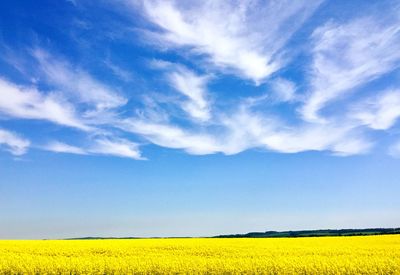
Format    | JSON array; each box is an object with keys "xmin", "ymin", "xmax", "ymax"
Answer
[{"xmin": 0, "ymin": 0, "xmax": 400, "ymax": 239}]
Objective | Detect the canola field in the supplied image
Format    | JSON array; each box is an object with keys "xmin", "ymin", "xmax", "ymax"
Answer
[{"xmin": 0, "ymin": 235, "xmax": 399, "ymax": 274}]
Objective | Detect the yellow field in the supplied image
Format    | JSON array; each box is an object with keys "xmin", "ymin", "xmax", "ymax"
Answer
[{"xmin": 0, "ymin": 235, "xmax": 399, "ymax": 274}]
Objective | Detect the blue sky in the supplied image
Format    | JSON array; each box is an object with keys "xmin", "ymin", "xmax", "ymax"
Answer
[{"xmin": 0, "ymin": 0, "xmax": 400, "ymax": 239}]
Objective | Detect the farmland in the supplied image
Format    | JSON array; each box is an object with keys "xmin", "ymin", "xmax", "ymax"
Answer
[{"xmin": 0, "ymin": 235, "xmax": 399, "ymax": 274}]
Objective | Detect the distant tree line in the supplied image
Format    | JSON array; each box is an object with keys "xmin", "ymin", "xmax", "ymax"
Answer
[
  {"xmin": 62, "ymin": 227, "xmax": 400, "ymax": 240},
  {"xmin": 214, "ymin": 228, "xmax": 400, "ymax": 238}
]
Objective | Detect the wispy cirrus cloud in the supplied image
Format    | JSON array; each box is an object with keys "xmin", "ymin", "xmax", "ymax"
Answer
[
  {"xmin": 0, "ymin": 46, "xmax": 144, "ymax": 159},
  {"xmin": 1, "ymin": 0, "xmax": 400, "ymax": 161},
  {"xmin": 119, "ymin": 94, "xmax": 371, "ymax": 157},
  {"xmin": 90, "ymin": 137, "xmax": 143, "ymax": 159},
  {"xmin": 150, "ymin": 60, "xmax": 212, "ymax": 122},
  {"xmin": 224, "ymin": 105, "xmax": 371, "ymax": 156},
  {"xmin": 32, "ymin": 48, "xmax": 127, "ymax": 111},
  {"xmin": 351, "ymin": 89, "xmax": 400, "ymax": 130},
  {"xmin": 0, "ymin": 128, "xmax": 30, "ymax": 156},
  {"xmin": 0, "ymin": 78, "xmax": 90, "ymax": 130},
  {"xmin": 120, "ymin": 118, "xmax": 220, "ymax": 155},
  {"xmin": 138, "ymin": 0, "xmax": 322, "ymax": 83},
  {"xmin": 45, "ymin": 137, "xmax": 143, "ymax": 160},
  {"xmin": 145, "ymin": 60, "xmax": 213, "ymax": 123},
  {"xmin": 301, "ymin": 15, "xmax": 400, "ymax": 122},
  {"xmin": 104, "ymin": 59, "xmax": 134, "ymax": 82},
  {"xmin": 45, "ymin": 141, "xmax": 88, "ymax": 155},
  {"xmin": 168, "ymin": 68, "xmax": 211, "ymax": 122},
  {"xmin": 269, "ymin": 78, "xmax": 297, "ymax": 103}
]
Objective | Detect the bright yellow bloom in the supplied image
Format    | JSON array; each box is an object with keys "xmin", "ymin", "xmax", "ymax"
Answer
[{"xmin": 0, "ymin": 235, "xmax": 399, "ymax": 274}]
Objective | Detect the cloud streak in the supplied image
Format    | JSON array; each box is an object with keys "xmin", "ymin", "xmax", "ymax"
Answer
[
  {"xmin": 302, "ymin": 16, "xmax": 400, "ymax": 122},
  {"xmin": 153, "ymin": 62, "xmax": 213, "ymax": 122},
  {"xmin": 45, "ymin": 137, "xmax": 143, "ymax": 160},
  {"xmin": 351, "ymin": 89, "xmax": 400, "ymax": 130},
  {"xmin": 120, "ymin": 98, "xmax": 371, "ymax": 157},
  {"xmin": 32, "ymin": 49, "xmax": 127, "ymax": 111},
  {"xmin": 0, "ymin": 78, "xmax": 89, "ymax": 130},
  {"xmin": 139, "ymin": 0, "xmax": 322, "ymax": 83},
  {"xmin": 0, "ymin": 128, "xmax": 30, "ymax": 156}
]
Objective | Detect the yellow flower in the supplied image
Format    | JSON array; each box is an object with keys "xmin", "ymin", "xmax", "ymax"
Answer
[{"xmin": 0, "ymin": 235, "xmax": 399, "ymax": 274}]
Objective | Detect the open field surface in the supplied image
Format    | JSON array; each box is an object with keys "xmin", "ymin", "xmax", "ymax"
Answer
[{"xmin": 0, "ymin": 235, "xmax": 399, "ymax": 274}]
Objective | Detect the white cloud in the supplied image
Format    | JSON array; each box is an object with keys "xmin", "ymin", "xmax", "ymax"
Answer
[
  {"xmin": 256, "ymin": 118, "xmax": 371, "ymax": 156},
  {"xmin": 0, "ymin": 78, "xmax": 89, "ymax": 130},
  {"xmin": 139, "ymin": 0, "xmax": 322, "ymax": 83},
  {"xmin": 302, "ymin": 16, "xmax": 400, "ymax": 122},
  {"xmin": 90, "ymin": 137, "xmax": 143, "ymax": 160},
  {"xmin": 120, "ymin": 119, "xmax": 221, "ymax": 155},
  {"xmin": 270, "ymin": 78, "xmax": 297, "ymax": 102},
  {"xmin": 120, "ymin": 100, "xmax": 371, "ymax": 157},
  {"xmin": 351, "ymin": 89, "xmax": 400, "ymax": 130},
  {"xmin": 331, "ymin": 137, "xmax": 372, "ymax": 157},
  {"xmin": 32, "ymin": 49, "xmax": 127, "ymax": 111},
  {"xmin": 0, "ymin": 128, "xmax": 30, "ymax": 156},
  {"xmin": 44, "ymin": 141, "xmax": 87, "ymax": 155},
  {"xmin": 148, "ymin": 60, "xmax": 212, "ymax": 122},
  {"xmin": 45, "ymin": 138, "xmax": 143, "ymax": 160},
  {"xmin": 166, "ymin": 66, "xmax": 211, "ymax": 122},
  {"xmin": 2, "ymin": 3, "xmax": 397, "ymax": 161}
]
